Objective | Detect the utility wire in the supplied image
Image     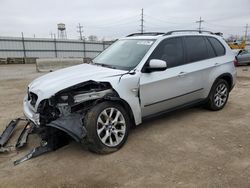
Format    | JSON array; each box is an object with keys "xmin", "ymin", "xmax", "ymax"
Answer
[
  {"xmin": 88, "ymin": 15, "xmax": 138, "ymax": 28},
  {"xmin": 85, "ymin": 22, "xmax": 138, "ymax": 30},
  {"xmin": 86, "ymin": 19, "xmax": 137, "ymax": 29},
  {"xmin": 145, "ymin": 14, "xmax": 190, "ymax": 25},
  {"xmin": 145, "ymin": 13, "xmax": 196, "ymax": 22},
  {"xmin": 205, "ymin": 21, "xmax": 245, "ymax": 28},
  {"xmin": 146, "ymin": 19, "xmax": 196, "ymax": 28}
]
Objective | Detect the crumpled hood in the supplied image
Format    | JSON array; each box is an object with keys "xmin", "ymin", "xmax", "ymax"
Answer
[{"xmin": 28, "ymin": 63, "xmax": 126, "ymax": 100}]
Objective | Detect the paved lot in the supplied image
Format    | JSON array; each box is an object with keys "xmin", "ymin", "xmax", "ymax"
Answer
[{"xmin": 0, "ymin": 64, "xmax": 250, "ymax": 188}]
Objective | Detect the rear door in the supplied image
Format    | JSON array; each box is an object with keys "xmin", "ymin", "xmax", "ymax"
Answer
[
  {"xmin": 202, "ymin": 36, "xmax": 227, "ymax": 95},
  {"xmin": 182, "ymin": 36, "xmax": 218, "ymax": 99}
]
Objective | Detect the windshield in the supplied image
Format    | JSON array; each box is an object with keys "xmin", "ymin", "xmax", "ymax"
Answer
[{"xmin": 93, "ymin": 39, "xmax": 155, "ymax": 70}]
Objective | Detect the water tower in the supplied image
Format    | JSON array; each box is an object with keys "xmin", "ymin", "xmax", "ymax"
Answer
[{"xmin": 57, "ymin": 23, "xmax": 67, "ymax": 39}]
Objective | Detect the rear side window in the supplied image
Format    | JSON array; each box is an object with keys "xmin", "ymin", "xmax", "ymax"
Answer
[
  {"xmin": 204, "ymin": 37, "xmax": 216, "ymax": 58},
  {"xmin": 184, "ymin": 36, "xmax": 208, "ymax": 63},
  {"xmin": 149, "ymin": 37, "xmax": 185, "ymax": 68},
  {"xmin": 207, "ymin": 37, "xmax": 225, "ymax": 56}
]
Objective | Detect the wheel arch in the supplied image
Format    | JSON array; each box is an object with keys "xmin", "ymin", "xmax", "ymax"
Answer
[
  {"xmin": 101, "ymin": 95, "xmax": 136, "ymax": 128},
  {"xmin": 205, "ymin": 72, "xmax": 234, "ymax": 100},
  {"xmin": 214, "ymin": 73, "xmax": 233, "ymax": 91}
]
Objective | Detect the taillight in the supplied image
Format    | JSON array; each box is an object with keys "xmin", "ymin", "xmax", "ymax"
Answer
[{"xmin": 233, "ymin": 58, "xmax": 238, "ymax": 67}]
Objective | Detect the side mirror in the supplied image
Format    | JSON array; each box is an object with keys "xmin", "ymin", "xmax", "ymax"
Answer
[
  {"xmin": 237, "ymin": 50, "xmax": 243, "ymax": 56},
  {"xmin": 144, "ymin": 59, "xmax": 167, "ymax": 73}
]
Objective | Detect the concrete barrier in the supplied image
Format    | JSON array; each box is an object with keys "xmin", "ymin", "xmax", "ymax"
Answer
[
  {"xmin": 36, "ymin": 58, "xmax": 84, "ymax": 72},
  {"xmin": 0, "ymin": 58, "xmax": 37, "ymax": 65},
  {"xmin": 237, "ymin": 66, "xmax": 250, "ymax": 78},
  {"xmin": 0, "ymin": 58, "xmax": 7, "ymax": 65}
]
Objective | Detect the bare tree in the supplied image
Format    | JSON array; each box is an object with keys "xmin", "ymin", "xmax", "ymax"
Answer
[
  {"xmin": 226, "ymin": 34, "xmax": 241, "ymax": 42},
  {"xmin": 88, "ymin": 35, "xmax": 98, "ymax": 41}
]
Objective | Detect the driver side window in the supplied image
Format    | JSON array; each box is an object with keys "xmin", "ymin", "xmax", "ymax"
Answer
[{"xmin": 148, "ymin": 37, "xmax": 185, "ymax": 68}]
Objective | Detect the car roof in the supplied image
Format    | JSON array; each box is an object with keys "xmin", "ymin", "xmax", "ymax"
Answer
[{"xmin": 123, "ymin": 30, "xmax": 222, "ymax": 40}]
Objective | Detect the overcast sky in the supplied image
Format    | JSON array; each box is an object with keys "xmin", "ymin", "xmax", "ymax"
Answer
[{"xmin": 0, "ymin": 0, "xmax": 249, "ymax": 40}]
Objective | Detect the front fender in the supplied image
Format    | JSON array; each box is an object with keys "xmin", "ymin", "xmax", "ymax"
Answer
[{"xmin": 107, "ymin": 73, "xmax": 141, "ymax": 125}]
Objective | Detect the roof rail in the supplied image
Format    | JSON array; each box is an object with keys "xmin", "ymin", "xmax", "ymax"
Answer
[
  {"xmin": 164, "ymin": 30, "xmax": 214, "ymax": 35},
  {"xmin": 214, "ymin": 32, "xmax": 223, "ymax": 36},
  {"xmin": 126, "ymin": 30, "xmax": 217, "ymax": 37},
  {"xmin": 127, "ymin": 32, "xmax": 165, "ymax": 37}
]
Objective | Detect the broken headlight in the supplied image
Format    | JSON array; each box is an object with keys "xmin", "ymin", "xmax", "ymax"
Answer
[
  {"xmin": 56, "ymin": 94, "xmax": 74, "ymax": 105},
  {"xmin": 60, "ymin": 95, "xmax": 69, "ymax": 101}
]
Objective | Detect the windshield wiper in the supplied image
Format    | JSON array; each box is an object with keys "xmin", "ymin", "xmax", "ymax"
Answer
[{"xmin": 93, "ymin": 63, "xmax": 117, "ymax": 69}]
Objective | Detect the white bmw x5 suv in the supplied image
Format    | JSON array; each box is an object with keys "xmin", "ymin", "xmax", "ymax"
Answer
[{"xmin": 24, "ymin": 30, "xmax": 236, "ymax": 153}]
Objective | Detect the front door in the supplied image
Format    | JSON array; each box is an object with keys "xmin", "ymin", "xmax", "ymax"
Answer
[{"xmin": 140, "ymin": 37, "xmax": 203, "ymax": 117}]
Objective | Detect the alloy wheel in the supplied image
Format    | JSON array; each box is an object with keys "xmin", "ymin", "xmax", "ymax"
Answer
[
  {"xmin": 214, "ymin": 83, "xmax": 228, "ymax": 108},
  {"xmin": 96, "ymin": 107, "xmax": 126, "ymax": 147}
]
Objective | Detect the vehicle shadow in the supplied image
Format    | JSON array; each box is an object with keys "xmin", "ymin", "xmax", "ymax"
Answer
[{"xmin": 131, "ymin": 105, "xmax": 205, "ymax": 133}]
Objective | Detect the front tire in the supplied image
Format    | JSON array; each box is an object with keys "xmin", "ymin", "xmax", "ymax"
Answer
[
  {"xmin": 205, "ymin": 79, "xmax": 229, "ymax": 111},
  {"xmin": 83, "ymin": 101, "xmax": 130, "ymax": 154}
]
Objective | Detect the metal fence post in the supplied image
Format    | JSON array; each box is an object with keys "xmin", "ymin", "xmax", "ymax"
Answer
[
  {"xmin": 21, "ymin": 32, "xmax": 26, "ymax": 58},
  {"xmin": 54, "ymin": 34, "xmax": 58, "ymax": 58},
  {"xmin": 83, "ymin": 39, "xmax": 86, "ymax": 58},
  {"xmin": 102, "ymin": 41, "xmax": 105, "ymax": 50}
]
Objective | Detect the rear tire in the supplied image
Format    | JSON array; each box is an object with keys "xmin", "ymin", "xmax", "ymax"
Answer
[
  {"xmin": 83, "ymin": 101, "xmax": 130, "ymax": 154},
  {"xmin": 205, "ymin": 79, "xmax": 229, "ymax": 111}
]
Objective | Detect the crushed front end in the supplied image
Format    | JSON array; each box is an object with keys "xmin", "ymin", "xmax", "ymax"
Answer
[
  {"xmin": 1, "ymin": 80, "xmax": 115, "ymax": 165},
  {"xmin": 24, "ymin": 80, "xmax": 114, "ymax": 141}
]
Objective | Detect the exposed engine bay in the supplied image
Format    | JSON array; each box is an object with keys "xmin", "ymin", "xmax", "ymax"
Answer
[{"xmin": 37, "ymin": 81, "xmax": 113, "ymax": 126}]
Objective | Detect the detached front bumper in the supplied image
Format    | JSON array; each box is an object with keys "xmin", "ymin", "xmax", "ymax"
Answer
[{"xmin": 23, "ymin": 94, "xmax": 40, "ymax": 125}]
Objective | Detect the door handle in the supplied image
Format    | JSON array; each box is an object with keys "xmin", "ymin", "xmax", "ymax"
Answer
[
  {"xmin": 214, "ymin": 63, "xmax": 220, "ymax": 66},
  {"xmin": 178, "ymin": 71, "xmax": 188, "ymax": 77}
]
